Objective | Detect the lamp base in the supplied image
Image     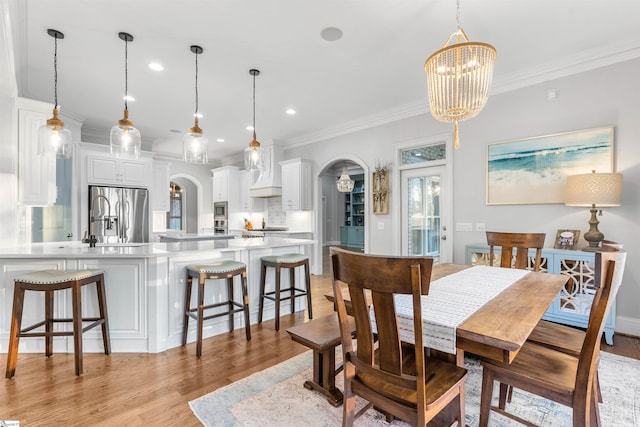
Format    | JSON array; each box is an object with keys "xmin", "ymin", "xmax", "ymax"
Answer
[{"xmin": 582, "ymin": 205, "xmax": 604, "ymax": 252}]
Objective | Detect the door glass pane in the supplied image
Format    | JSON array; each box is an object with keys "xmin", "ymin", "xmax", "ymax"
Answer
[{"xmin": 407, "ymin": 175, "xmax": 440, "ymax": 261}]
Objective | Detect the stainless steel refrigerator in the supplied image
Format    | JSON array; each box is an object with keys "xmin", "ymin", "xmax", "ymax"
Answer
[{"xmin": 88, "ymin": 185, "xmax": 149, "ymax": 243}]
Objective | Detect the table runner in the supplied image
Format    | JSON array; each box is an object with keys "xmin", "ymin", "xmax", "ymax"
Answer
[{"xmin": 370, "ymin": 265, "xmax": 530, "ymax": 354}]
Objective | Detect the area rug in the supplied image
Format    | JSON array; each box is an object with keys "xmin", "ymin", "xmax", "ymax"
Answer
[{"xmin": 189, "ymin": 351, "xmax": 640, "ymax": 426}]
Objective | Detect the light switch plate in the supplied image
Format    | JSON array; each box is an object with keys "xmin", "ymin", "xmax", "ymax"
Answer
[{"xmin": 476, "ymin": 223, "xmax": 486, "ymax": 232}]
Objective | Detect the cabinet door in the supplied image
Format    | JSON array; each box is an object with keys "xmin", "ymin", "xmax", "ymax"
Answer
[
  {"xmin": 18, "ymin": 103, "xmax": 57, "ymax": 206},
  {"xmin": 152, "ymin": 161, "xmax": 170, "ymax": 211},
  {"xmin": 348, "ymin": 226, "xmax": 364, "ymax": 248},
  {"xmin": 213, "ymin": 170, "xmax": 229, "ymax": 202},
  {"xmin": 87, "ymin": 156, "xmax": 120, "ymax": 185},
  {"xmin": 281, "ymin": 162, "xmax": 300, "ymax": 210},
  {"xmin": 120, "ymin": 160, "xmax": 150, "ymax": 186},
  {"xmin": 240, "ymin": 170, "xmax": 264, "ymax": 212}
]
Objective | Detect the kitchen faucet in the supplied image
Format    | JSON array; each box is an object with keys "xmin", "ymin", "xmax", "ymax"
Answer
[{"xmin": 85, "ymin": 194, "xmax": 115, "ymax": 247}]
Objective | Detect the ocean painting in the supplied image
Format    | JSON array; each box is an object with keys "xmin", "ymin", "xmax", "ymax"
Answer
[{"xmin": 486, "ymin": 127, "xmax": 613, "ymax": 204}]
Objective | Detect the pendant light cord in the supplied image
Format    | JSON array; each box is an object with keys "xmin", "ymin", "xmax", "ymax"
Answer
[
  {"xmin": 124, "ymin": 37, "xmax": 129, "ymax": 111},
  {"xmin": 194, "ymin": 50, "xmax": 199, "ymax": 117},
  {"xmin": 53, "ymin": 33, "xmax": 58, "ymax": 109},
  {"xmin": 252, "ymin": 72, "xmax": 256, "ymax": 135}
]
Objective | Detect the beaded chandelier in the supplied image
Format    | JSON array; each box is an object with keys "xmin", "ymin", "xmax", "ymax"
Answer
[
  {"xmin": 424, "ymin": 0, "xmax": 496, "ymax": 149},
  {"xmin": 336, "ymin": 164, "xmax": 355, "ymax": 193}
]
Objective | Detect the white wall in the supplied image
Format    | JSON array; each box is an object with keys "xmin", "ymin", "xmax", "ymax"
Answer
[{"xmin": 285, "ymin": 58, "xmax": 640, "ymax": 336}]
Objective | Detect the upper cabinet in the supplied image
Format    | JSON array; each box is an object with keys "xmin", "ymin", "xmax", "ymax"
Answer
[
  {"xmin": 17, "ymin": 97, "xmax": 56, "ymax": 206},
  {"xmin": 151, "ymin": 161, "xmax": 170, "ymax": 212},
  {"xmin": 280, "ymin": 158, "xmax": 312, "ymax": 211},
  {"xmin": 87, "ymin": 155, "xmax": 150, "ymax": 187},
  {"xmin": 239, "ymin": 169, "xmax": 265, "ymax": 212},
  {"xmin": 211, "ymin": 166, "xmax": 240, "ymax": 204}
]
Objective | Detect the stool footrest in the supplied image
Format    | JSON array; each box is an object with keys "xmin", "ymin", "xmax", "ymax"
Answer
[
  {"xmin": 20, "ymin": 318, "xmax": 105, "ymax": 336},
  {"xmin": 262, "ymin": 287, "xmax": 308, "ymax": 302}
]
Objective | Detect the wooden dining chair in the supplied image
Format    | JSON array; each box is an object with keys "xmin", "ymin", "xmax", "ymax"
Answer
[
  {"xmin": 330, "ymin": 247, "xmax": 468, "ymax": 426},
  {"xmin": 479, "ymin": 249, "xmax": 626, "ymax": 427},
  {"xmin": 486, "ymin": 231, "xmax": 546, "ymax": 271}
]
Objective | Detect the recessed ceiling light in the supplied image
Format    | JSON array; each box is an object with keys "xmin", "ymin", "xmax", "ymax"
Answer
[
  {"xmin": 246, "ymin": 125, "xmax": 254, "ymax": 131},
  {"xmin": 148, "ymin": 62, "xmax": 164, "ymax": 71},
  {"xmin": 286, "ymin": 108, "xmax": 296, "ymax": 115},
  {"xmin": 320, "ymin": 27, "xmax": 343, "ymax": 42},
  {"xmin": 123, "ymin": 95, "xmax": 135, "ymax": 102},
  {"xmin": 216, "ymin": 138, "xmax": 224, "ymax": 143}
]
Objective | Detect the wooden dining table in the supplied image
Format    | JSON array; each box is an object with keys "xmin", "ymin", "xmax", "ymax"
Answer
[{"xmin": 327, "ymin": 263, "xmax": 571, "ymax": 365}]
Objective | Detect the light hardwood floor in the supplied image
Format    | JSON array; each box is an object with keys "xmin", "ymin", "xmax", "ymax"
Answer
[{"xmin": 2, "ymin": 254, "xmax": 639, "ymax": 426}]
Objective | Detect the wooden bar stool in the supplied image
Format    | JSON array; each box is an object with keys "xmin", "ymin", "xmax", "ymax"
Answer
[
  {"xmin": 183, "ymin": 261, "xmax": 251, "ymax": 358},
  {"xmin": 258, "ymin": 253, "xmax": 312, "ymax": 331},
  {"xmin": 5, "ymin": 270, "xmax": 110, "ymax": 378}
]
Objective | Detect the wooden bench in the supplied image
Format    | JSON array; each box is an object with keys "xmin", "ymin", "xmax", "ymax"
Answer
[{"xmin": 286, "ymin": 313, "xmax": 355, "ymax": 407}]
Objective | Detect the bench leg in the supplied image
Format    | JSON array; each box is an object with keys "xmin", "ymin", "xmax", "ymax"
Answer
[{"xmin": 303, "ymin": 349, "xmax": 343, "ymax": 407}]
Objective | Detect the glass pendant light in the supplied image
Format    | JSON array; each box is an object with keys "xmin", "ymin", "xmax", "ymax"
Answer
[
  {"xmin": 183, "ymin": 45, "xmax": 208, "ymax": 164},
  {"xmin": 110, "ymin": 32, "xmax": 141, "ymax": 158},
  {"xmin": 244, "ymin": 69, "xmax": 264, "ymax": 171},
  {"xmin": 37, "ymin": 29, "xmax": 72, "ymax": 159}
]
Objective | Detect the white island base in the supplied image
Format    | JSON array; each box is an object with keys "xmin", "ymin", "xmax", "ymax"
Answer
[{"xmin": 0, "ymin": 237, "xmax": 314, "ymax": 354}]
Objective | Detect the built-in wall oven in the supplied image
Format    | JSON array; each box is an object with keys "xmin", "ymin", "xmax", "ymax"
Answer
[{"xmin": 213, "ymin": 201, "xmax": 228, "ymax": 234}]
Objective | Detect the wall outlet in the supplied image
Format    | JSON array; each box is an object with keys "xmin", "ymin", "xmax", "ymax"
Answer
[
  {"xmin": 455, "ymin": 222, "xmax": 473, "ymax": 232},
  {"xmin": 476, "ymin": 223, "xmax": 486, "ymax": 232},
  {"xmin": 377, "ymin": 222, "xmax": 384, "ymax": 230}
]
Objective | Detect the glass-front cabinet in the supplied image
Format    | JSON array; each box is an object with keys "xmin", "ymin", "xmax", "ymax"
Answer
[
  {"xmin": 465, "ymin": 244, "xmax": 615, "ymax": 344},
  {"xmin": 340, "ymin": 174, "xmax": 365, "ymax": 249}
]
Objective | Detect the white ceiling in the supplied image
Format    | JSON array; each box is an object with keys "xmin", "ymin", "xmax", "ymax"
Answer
[{"xmin": 10, "ymin": 0, "xmax": 640, "ymax": 164}]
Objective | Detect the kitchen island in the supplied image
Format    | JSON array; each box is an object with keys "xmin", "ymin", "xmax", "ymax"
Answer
[{"xmin": 0, "ymin": 237, "xmax": 314, "ymax": 354}]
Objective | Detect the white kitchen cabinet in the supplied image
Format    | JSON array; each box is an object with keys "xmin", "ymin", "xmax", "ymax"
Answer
[
  {"xmin": 280, "ymin": 158, "xmax": 312, "ymax": 211},
  {"xmin": 17, "ymin": 97, "xmax": 57, "ymax": 206},
  {"xmin": 211, "ymin": 166, "xmax": 240, "ymax": 204},
  {"xmin": 239, "ymin": 169, "xmax": 265, "ymax": 212},
  {"xmin": 152, "ymin": 161, "xmax": 170, "ymax": 211},
  {"xmin": 87, "ymin": 155, "xmax": 150, "ymax": 187}
]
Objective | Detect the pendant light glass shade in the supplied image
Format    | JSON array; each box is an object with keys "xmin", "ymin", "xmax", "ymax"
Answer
[
  {"xmin": 424, "ymin": 0, "xmax": 496, "ymax": 149},
  {"xmin": 244, "ymin": 69, "xmax": 264, "ymax": 171},
  {"xmin": 336, "ymin": 164, "xmax": 355, "ymax": 193},
  {"xmin": 183, "ymin": 45, "xmax": 208, "ymax": 164},
  {"xmin": 38, "ymin": 29, "xmax": 72, "ymax": 159},
  {"xmin": 110, "ymin": 32, "xmax": 141, "ymax": 158}
]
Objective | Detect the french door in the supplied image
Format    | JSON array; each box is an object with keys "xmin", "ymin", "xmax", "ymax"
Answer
[{"xmin": 401, "ymin": 166, "xmax": 449, "ymax": 263}]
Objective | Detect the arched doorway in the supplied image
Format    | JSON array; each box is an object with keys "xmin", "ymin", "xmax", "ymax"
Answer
[
  {"xmin": 313, "ymin": 156, "xmax": 369, "ymax": 275},
  {"xmin": 169, "ymin": 174, "xmax": 203, "ymax": 233}
]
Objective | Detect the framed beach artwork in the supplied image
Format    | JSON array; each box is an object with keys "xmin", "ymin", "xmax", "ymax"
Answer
[{"xmin": 486, "ymin": 126, "xmax": 614, "ymax": 205}]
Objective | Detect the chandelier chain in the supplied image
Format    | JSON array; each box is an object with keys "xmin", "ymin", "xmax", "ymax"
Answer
[{"xmin": 456, "ymin": 0, "xmax": 461, "ymax": 30}]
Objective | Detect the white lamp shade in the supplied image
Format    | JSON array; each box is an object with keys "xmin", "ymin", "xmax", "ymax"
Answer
[
  {"xmin": 565, "ymin": 172, "xmax": 623, "ymax": 207},
  {"xmin": 38, "ymin": 123, "xmax": 72, "ymax": 159},
  {"xmin": 244, "ymin": 145, "xmax": 264, "ymax": 171},
  {"xmin": 110, "ymin": 124, "xmax": 141, "ymax": 158},
  {"xmin": 183, "ymin": 133, "xmax": 209, "ymax": 164}
]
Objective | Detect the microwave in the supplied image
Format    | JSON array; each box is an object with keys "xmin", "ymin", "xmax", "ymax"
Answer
[{"xmin": 214, "ymin": 201, "xmax": 227, "ymax": 219}]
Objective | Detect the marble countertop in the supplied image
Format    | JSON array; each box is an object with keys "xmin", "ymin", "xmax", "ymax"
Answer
[
  {"xmin": 158, "ymin": 233, "xmax": 235, "ymax": 242},
  {"xmin": 0, "ymin": 237, "xmax": 316, "ymax": 259}
]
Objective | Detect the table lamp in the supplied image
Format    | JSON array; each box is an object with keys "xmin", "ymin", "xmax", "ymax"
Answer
[{"xmin": 565, "ymin": 170, "xmax": 623, "ymax": 252}]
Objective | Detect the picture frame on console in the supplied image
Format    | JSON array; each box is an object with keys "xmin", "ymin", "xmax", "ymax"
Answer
[
  {"xmin": 554, "ymin": 229, "xmax": 581, "ymax": 250},
  {"xmin": 486, "ymin": 126, "xmax": 614, "ymax": 205}
]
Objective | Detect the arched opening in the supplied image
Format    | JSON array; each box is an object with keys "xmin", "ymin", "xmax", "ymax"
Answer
[
  {"xmin": 169, "ymin": 174, "xmax": 202, "ymax": 233},
  {"xmin": 312, "ymin": 156, "xmax": 369, "ymax": 275}
]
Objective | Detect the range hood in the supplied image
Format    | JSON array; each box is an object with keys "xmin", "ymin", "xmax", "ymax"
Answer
[{"xmin": 249, "ymin": 143, "xmax": 283, "ymax": 198}]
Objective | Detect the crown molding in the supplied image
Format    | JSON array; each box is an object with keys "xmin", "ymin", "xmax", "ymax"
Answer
[{"xmin": 286, "ymin": 39, "xmax": 640, "ymax": 149}]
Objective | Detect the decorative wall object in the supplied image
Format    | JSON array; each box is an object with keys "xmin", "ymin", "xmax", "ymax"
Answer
[
  {"xmin": 554, "ymin": 229, "xmax": 581, "ymax": 250},
  {"xmin": 486, "ymin": 127, "xmax": 613, "ymax": 205},
  {"xmin": 372, "ymin": 164, "xmax": 390, "ymax": 214}
]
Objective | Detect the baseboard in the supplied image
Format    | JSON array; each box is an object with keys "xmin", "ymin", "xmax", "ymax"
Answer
[{"xmin": 616, "ymin": 315, "xmax": 640, "ymax": 338}]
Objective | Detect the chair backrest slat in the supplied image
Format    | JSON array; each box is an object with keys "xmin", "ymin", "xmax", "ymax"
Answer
[{"xmin": 486, "ymin": 232, "xmax": 545, "ymax": 271}]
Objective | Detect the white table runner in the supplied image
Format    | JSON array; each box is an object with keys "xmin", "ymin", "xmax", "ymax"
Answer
[{"xmin": 370, "ymin": 265, "xmax": 530, "ymax": 354}]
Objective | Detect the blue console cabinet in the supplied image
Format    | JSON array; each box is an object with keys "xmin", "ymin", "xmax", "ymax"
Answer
[{"xmin": 465, "ymin": 244, "xmax": 616, "ymax": 345}]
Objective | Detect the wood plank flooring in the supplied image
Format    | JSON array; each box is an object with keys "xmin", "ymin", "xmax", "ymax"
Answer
[{"xmin": 1, "ymin": 258, "xmax": 638, "ymax": 426}]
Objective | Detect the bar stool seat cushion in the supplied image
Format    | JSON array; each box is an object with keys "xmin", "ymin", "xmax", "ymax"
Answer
[
  {"xmin": 16, "ymin": 269, "xmax": 105, "ymax": 285},
  {"xmin": 262, "ymin": 254, "xmax": 308, "ymax": 264},
  {"xmin": 187, "ymin": 261, "xmax": 246, "ymax": 274}
]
